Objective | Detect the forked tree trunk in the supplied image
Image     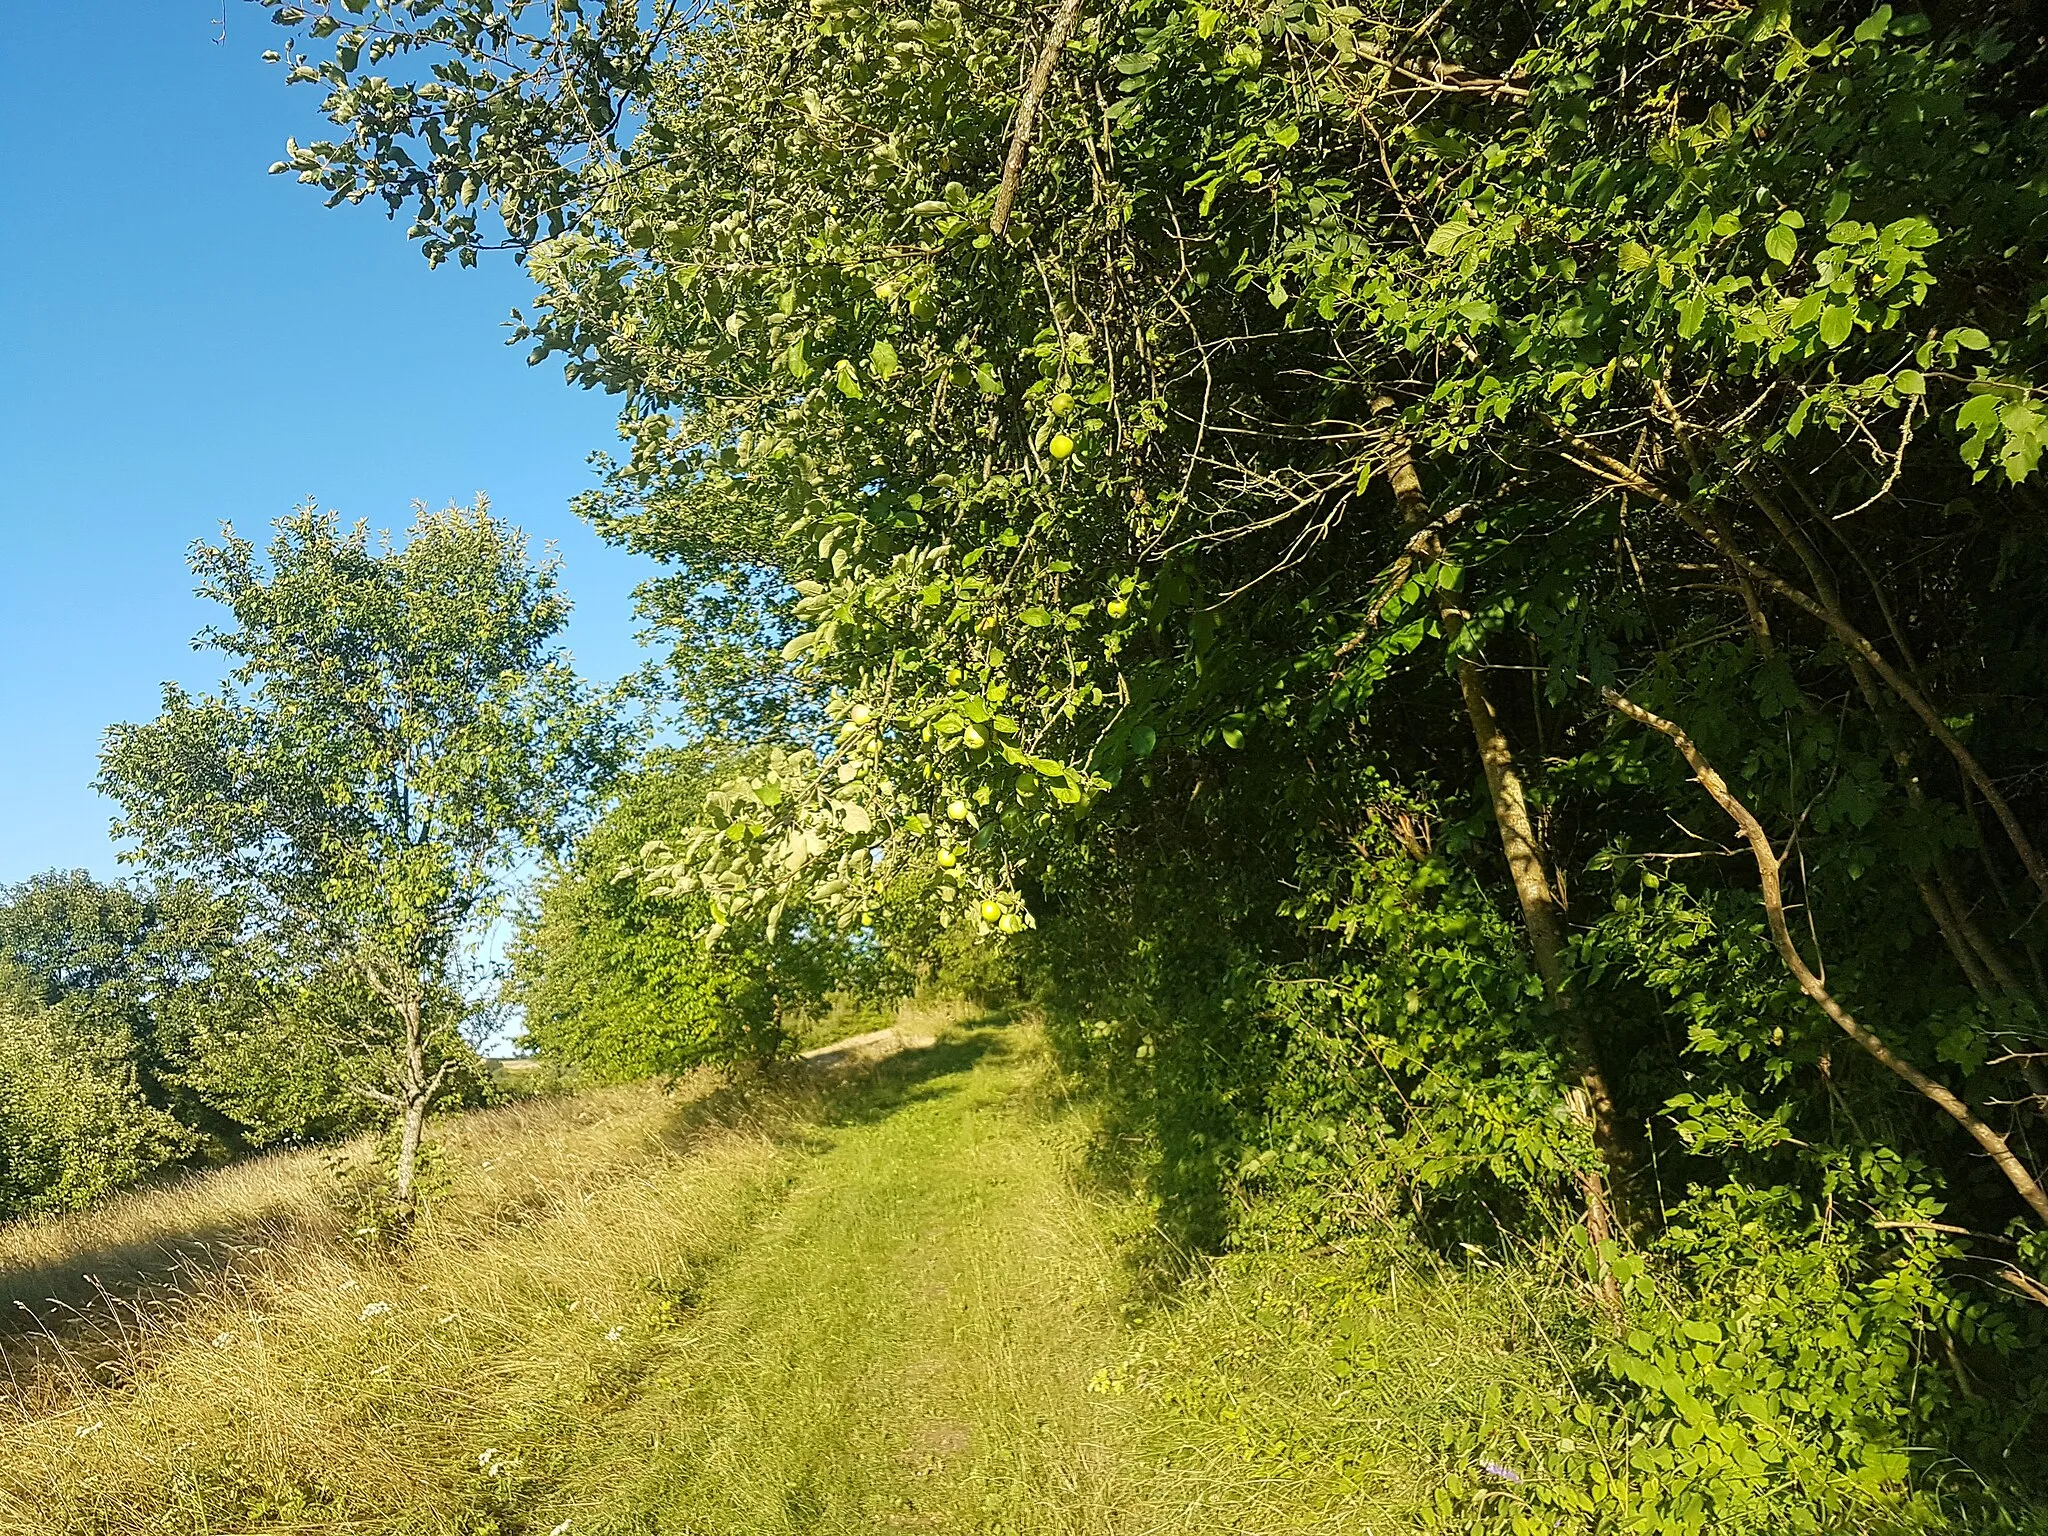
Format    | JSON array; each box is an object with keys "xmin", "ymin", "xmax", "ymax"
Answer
[
  {"xmin": 361, "ymin": 973, "xmax": 449, "ymax": 1221},
  {"xmin": 1375, "ymin": 401, "xmax": 1626, "ymax": 1300}
]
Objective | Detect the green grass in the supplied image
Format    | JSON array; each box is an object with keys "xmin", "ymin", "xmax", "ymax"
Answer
[{"xmin": 0, "ymin": 1010, "xmax": 1576, "ymax": 1534}]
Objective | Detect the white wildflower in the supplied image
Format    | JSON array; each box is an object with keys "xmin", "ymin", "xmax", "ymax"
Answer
[{"xmin": 360, "ymin": 1301, "xmax": 392, "ymax": 1321}]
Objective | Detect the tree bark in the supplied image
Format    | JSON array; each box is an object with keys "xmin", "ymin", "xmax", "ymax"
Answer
[
  {"xmin": 989, "ymin": 0, "xmax": 1088, "ymax": 237},
  {"xmin": 393, "ymin": 990, "xmax": 428, "ymax": 1214},
  {"xmin": 394, "ymin": 1085, "xmax": 428, "ymax": 1211},
  {"xmin": 359, "ymin": 961, "xmax": 448, "ymax": 1220},
  {"xmin": 1376, "ymin": 400, "xmax": 1626, "ymax": 1297}
]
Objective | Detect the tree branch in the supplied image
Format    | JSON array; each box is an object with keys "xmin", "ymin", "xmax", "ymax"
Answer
[
  {"xmin": 989, "ymin": 0, "xmax": 1088, "ymax": 238},
  {"xmin": 1557, "ymin": 425, "xmax": 2048, "ymax": 907},
  {"xmin": 1603, "ymin": 687, "xmax": 2048, "ymax": 1225}
]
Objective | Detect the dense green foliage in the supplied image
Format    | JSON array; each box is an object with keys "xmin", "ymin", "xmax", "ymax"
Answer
[
  {"xmin": 508, "ymin": 749, "xmax": 868, "ymax": 1075},
  {"xmin": 0, "ymin": 872, "xmax": 382, "ymax": 1218},
  {"xmin": 99, "ymin": 502, "xmax": 628, "ymax": 1207},
  {"xmin": 263, "ymin": 0, "xmax": 2048, "ymax": 1525},
  {"xmin": 0, "ymin": 970, "xmax": 193, "ymax": 1221}
]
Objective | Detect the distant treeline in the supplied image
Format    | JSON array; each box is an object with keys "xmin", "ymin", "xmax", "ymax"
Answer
[{"xmin": 0, "ymin": 871, "xmax": 394, "ymax": 1218}]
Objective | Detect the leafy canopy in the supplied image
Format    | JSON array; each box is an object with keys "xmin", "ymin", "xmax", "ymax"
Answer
[{"xmin": 101, "ymin": 501, "xmax": 630, "ymax": 977}]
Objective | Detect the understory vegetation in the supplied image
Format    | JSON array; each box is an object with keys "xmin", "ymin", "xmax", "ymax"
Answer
[
  {"xmin": 5, "ymin": 0, "xmax": 2048, "ymax": 1528},
  {"xmin": 242, "ymin": 0, "xmax": 2048, "ymax": 1525}
]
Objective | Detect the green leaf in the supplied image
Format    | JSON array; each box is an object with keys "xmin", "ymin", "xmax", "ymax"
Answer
[
  {"xmin": 1764, "ymin": 225, "xmax": 1797, "ymax": 265},
  {"xmin": 1819, "ymin": 304, "xmax": 1856, "ymax": 348},
  {"xmin": 1956, "ymin": 393, "xmax": 2001, "ymax": 433},
  {"xmin": 1996, "ymin": 399, "xmax": 2045, "ymax": 482},
  {"xmin": 1425, "ymin": 219, "xmax": 1474, "ymax": 257},
  {"xmin": 869, "ymin": 339, "xmax": 900, "ymax": 379}
]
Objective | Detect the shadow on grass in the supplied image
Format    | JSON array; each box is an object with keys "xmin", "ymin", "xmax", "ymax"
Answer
[
  {"xmin": 811, "ymin": 1015, "xmax": 1009, "ymax": 1129},
  {"xmin": 0, "ymin": 1014, "xmax": 1013, "ymax": 1362},
  {"xmin": 0, "ymin": 1183, "xmax": 346, "ymax": 1354}
]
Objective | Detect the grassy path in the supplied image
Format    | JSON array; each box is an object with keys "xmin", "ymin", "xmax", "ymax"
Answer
[
  {"xmin": 0, "ymin": 1014, "xmax": 1553, "ymax": 1535},
  {"xmin": 546, "ymin": 1025, "xmax": 1148, "ymax": 1534}
]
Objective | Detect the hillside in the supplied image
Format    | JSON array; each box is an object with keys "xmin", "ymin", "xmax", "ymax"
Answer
[{"xmin": 0, "ymin": 1010, "xmax": 1570, "ymax": 1535}]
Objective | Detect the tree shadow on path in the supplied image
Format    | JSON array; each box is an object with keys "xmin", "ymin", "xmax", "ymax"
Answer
[{"xmin": 0, "ymin": 1011, "xmax": 1010, "ymax": 1385}]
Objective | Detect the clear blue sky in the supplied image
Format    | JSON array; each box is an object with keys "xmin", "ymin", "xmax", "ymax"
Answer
[{"xmin": 0, "ymin": 3, "xmax": 648, "ymax": 885}]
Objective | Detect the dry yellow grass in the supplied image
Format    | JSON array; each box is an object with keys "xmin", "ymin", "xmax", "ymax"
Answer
[
  {"xmin": 0, "ymin": 1009, "xmax": 1562, "ymax": 1535},
  {"xmin": 0, "ymin": 1060, "xmax": 813, "ymax": 1524}
]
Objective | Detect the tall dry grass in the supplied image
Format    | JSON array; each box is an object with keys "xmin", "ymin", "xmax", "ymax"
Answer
[{"xmin": 0, "ymin": 1057, "xmax": 843, "ymax": 1532}]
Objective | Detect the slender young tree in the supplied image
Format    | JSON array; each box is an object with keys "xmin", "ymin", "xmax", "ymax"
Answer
[{"xmin": 100, "ymin": 501, "xmax": 629, "ymax": 1211}]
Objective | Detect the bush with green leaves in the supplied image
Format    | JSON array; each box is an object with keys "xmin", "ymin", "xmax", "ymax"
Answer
[
  {"xmin": 0, "ymin": 970, "xmax": 194, "ymax": 1220},
  {"xmin": 509, "ymin": 749, "xmax": 890, "ymax": 1077},
  {"xmin": 266, "ymin": 0, "xmax": 2048, "ymax": 1523},
  {"xmin": 0, "ymin": 872, "xmax": 390, "ymax": 1215}
]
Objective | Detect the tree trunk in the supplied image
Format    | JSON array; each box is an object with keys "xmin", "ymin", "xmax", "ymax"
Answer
[
  {"xmin": 387, "ymin": 986, "xmax": 437, "ymax": 1218},
  {"xmin": 1375, "ymin": 400, "xmax": 1626, "ymax": 1299},
  {"xmin": 394, "ymin": 1087, "xmax": 429, "ymax": 1211},
  {"xmin": 357, "ymin": 954, "xmax": 451, "ymax": 1222}
]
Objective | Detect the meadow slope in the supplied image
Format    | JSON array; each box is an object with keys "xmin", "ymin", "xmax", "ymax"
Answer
[{"xmin": 0, "ymin": 1011, "xmax": 1571, "ymax": 1534}]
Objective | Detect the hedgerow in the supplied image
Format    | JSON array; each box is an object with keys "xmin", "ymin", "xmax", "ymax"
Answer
[{"xmin": 265, "ymin": 0, "xmax": 2048, "ymax": 1522}]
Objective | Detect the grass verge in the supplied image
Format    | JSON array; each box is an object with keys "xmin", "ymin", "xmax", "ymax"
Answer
[{"xmin": 0, "ymin": 1009, "xmax": 1577, "ymax": 1534}]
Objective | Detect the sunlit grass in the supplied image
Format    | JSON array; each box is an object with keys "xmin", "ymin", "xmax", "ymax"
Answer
[{"xmin": 0, "ymin": 1007, "xmax": 1578, "ymax": 1535}]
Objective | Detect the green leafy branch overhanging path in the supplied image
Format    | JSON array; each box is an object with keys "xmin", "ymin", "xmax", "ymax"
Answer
[{"xmin": 253, "ymin": 0, "xmax": 2048, "ymax": 1523}]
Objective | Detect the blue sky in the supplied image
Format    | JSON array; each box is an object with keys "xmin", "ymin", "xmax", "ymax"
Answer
[{"xmin": 0, "ymin": 3, "xmax": 649, "ymax": 885}]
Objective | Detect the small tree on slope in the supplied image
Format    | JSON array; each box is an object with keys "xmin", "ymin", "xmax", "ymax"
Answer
[{"xmin": 100, "ymin": 501, "xmax": 628, "ymax": 1212}]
